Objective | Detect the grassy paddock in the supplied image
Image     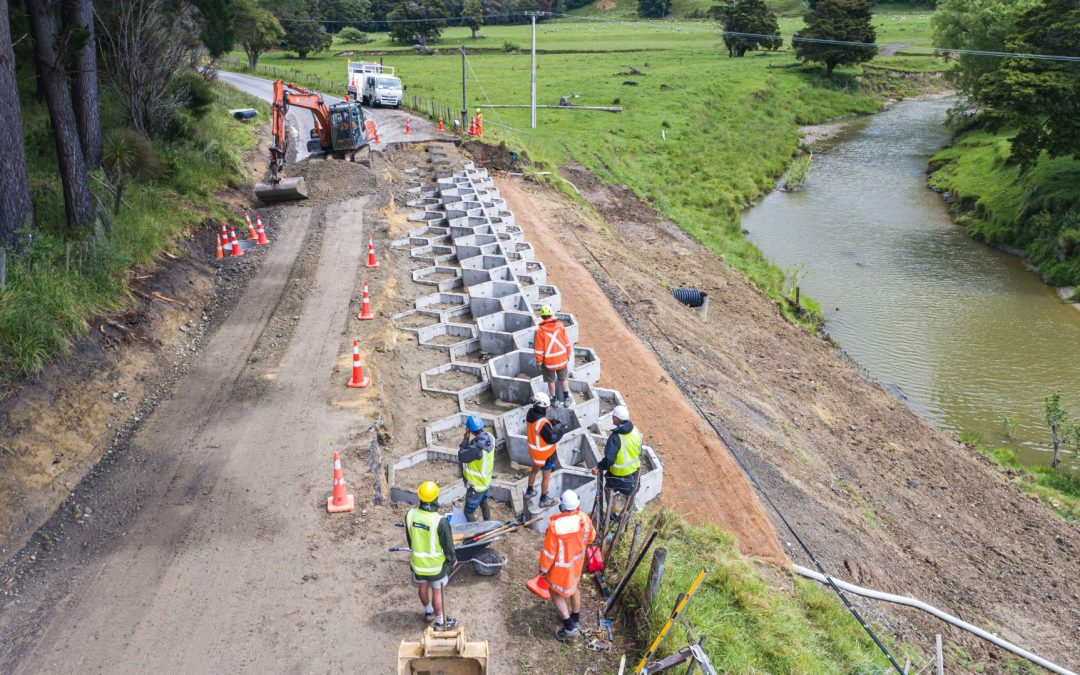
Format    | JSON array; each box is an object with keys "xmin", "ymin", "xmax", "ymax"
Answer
[
  {"xmin": 0, "ymin": 83, "xmax": 265, "ymax": 391},
  {"xmin": 613, "ymin": 510, "xmax": 900, "ymax": 672}
]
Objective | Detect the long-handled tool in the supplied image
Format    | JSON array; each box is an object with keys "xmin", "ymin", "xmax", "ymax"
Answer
[
  {"xmin": 602, "ymin": 477, "xmax": 641, "ymax": 564},
  {"xmin": 467, "ymin": 515, "xmax": 543, "ymax": 545},
  {"xmin": 603, "ymin": 529, "xmax": 657, "ymax": 617},
  {"xmin": 633, "ymin": 568, "xmax": 709, "ymax": 674}
]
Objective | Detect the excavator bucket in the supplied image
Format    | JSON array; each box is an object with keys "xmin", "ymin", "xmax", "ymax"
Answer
[
  {"xmin": 398, "ymin": 627, "xmax": 488, "ymax": 675},
  {"xmin": 254, "ymin": 177, "xmax": 309, "ymax": 203}
]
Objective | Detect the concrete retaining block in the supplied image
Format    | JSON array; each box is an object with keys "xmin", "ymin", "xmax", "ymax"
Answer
[
  {"xmin": 634, "ymin": 445, "xmax": 664, "ymax": 509},
  {"xmin": 388, "ymin": 447, "xmax": 466, "ymax": 505},
  {"xmin": 417, "ymin": 322, "xmax": 478, "ymax": 352},
  {"xmin": 468, "ymin": 281, "xmax": 528, "ymax": 319},
  {"xmin": 488, "ymin": 350, "xmax": 543, "ymax": 403},
  {"xmin": 592, "ymin": 387, "xmax": 626, "ymax": 433},
  {"xmin": 525, "ymin": 469, "xmax": 596, "ymax": 531},
  {"xmin": 448, "ymin": 338, "xmax": 485, "ymax": 364},
  {"xmin": 461, "ymin": 255, "xmax": 514, "ymax": 288},
  {"xmin": 425, "ymin": 411, "xmax": 505, "ymax": 450},
  {"xmin": 408, "ymin": 210, "xmax": 447, "ymax": 226},
  {"xmin": 565, "ymin": 379, "xmax": 600, "ymax": 428},
  {"xmin": 390, "ymin": 309, "xmax": 443, "ymax": 334},
  {"xmin": 571, "ymin": 346, "xmax": 600, "ymax": 385},
  {"xmin": 477, "ymin": 311, "xmax": 536, "ymax": 356},
  {"xmin": 413, "ymin": 266, "xmax": 464, "ymax": 292},
  {"xmin": 528, "ymin": 285, "xmax": 561, "ymax": 313},
  {"xmin": 420, "ymin": 362, "xmax": 488, "ymax": 397}
]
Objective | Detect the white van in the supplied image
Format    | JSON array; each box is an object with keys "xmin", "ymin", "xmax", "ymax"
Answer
[{"xmin": 346, "ymin": 61, "xmax": 402, "ymax": 108}]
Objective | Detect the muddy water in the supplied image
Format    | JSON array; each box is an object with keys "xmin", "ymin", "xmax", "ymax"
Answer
[{"xmin": 743, "ymin": 96, "xmax": 1080, "ymax": 468}]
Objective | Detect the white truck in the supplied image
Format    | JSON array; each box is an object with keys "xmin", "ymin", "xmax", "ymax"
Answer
[{"xmin": 347, "ymin": 61, "xmax": 402, "ymax": 108}]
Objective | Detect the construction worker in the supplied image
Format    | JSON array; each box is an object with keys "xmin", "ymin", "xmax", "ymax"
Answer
[
  {"xmin": 534, "ymin": 305, "xmax": 573, "ymax": 407},
  {"xmin": 458, "ymin": 415, "xmax": 494, "ymax": 522},
  {"xmin": 539, "ymin": 489, "xmax": 594, "ymax": 640},
  {"xmin": 525, "ymin": 392, "xmax": 566, "ymax": 508},
  {"xmin": 405, "ymin": 481, "xmax": 458, "ymax": 630},
  {"xmin": 592, "ymin": 405, "xmax": 643, "ymax": 498}
]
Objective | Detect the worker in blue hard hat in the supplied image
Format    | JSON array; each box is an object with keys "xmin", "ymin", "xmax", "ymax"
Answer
[{"xmin": 458, "ymin": 415, "xmax": 495, "ymax": 522}]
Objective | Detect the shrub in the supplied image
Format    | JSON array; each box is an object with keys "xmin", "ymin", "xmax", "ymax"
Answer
[
  {"xmin": 176, "ymin": 71, "xmax": 215, "ymax": 118},
  {"xmin": 337, "ymin": 27, "xmax": 371, "ymax": 44},
  {"xmin": 502, "ymin": 41, "xmax": 520, "ymax": 53}
]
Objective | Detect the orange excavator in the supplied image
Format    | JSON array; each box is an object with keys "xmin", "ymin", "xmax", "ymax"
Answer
[{"xmin": 255, "ymin": 80, "xmax": 371, "ymax": 202}]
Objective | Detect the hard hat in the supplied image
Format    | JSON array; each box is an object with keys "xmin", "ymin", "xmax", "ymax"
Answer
[
  {"xmin": 465, "ymin": 415, "xmax": 484, "ymax": 432},
  {"xmin": 532, "ymin": 391, "xmax": 551, "ymax": 407},
  {"xmin": 538, "ymin": 305, "xmax": 554, "ymax": 318},
  {"xmin": 560, "ymin": 489, "xmax": 580, "ymax": 511},
  {"xmin": 611, "ymin": 405, "xmax": 630, "ymax": 421},
  {"xmin": 417, "ymin": 480, "xmax": 439, "ymax": 503}
]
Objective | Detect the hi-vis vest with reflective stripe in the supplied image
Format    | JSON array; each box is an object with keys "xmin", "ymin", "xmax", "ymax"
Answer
[
  {"xmin": 463, "ymin": 444, "xmax": 494, "ymax": 492},
  {"xmin": 406, "ymin": 508, "xmax": 446, "ymax": 576},
  {"xmin": 611, "ymin": 427, "xmax": 643, "ymax": 477},
  {"xmin": 534, "ymin": 319, "xmax": 570, "ymax": 370},
  {"xmin": 527, "ymin": 417, "xmax": 556, "ymax": 467},
  {"xmin": 539, "ymin": 510, "xmax": 594, "ymax": 597}
]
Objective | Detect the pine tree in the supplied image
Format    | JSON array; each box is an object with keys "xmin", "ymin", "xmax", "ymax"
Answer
[
  {"xmin": 793, "ymin": 0, "xmax": 875, "ymax": 77},
  {"xmin": 710, "ymin": 0, "xmax": 781, "ymax": 57}
]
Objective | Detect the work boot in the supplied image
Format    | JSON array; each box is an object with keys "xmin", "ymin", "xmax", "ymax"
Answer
[
  {"xmin": 424, "ymin": 609, "xmax": 436, "ymax": 623},
  {"xmin": 524, "ymin": 486, "xmax": 536, "ymax": 499},
  {"xmin": 564, "ymin": 393, "xmax": 575, "ymax": 408},
  {"xmin": 465, "ymin": 509, "xmax": 479, "ymax": 523},
  {"xmin": 556, "ymin": 624, "xmax": 580, "ymax": 640},
  {"xmin": 539, "ymin": 494, "xmax": 558, "ymax": 508},
  {"xmin": 434, "ymin": 616, "xmax": 459, "ymax": 631},
  {"xmin": 480, "ymin": 498, "xmax": 491, "ymax": 521}
]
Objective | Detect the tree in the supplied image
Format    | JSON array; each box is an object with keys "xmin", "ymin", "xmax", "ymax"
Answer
[
  {"xmin": 932, "ymin": 0, "xmax": 1037, "ymax": 101},
  {"xmin": 977, "ymin": 0, "xmax": 1080, "ymax": 166},
  {"xmin": 62, "ymin": 0, "xmax": 102, "ymax": 168},
  {"xmin": 193, "ymin": 0, "xmax": 237, "ymax": 57},
  {"xmin": 710, "ymin": 0, "xmax": 781, "ymax": 57},
  {"xmin": 27, "ymin": 0, "xmax": 94, "ymax": 234},
  {"xmin": 235, "ymin": 0, "xmax": 285, "ymax": 69},
  {"xmin": 463, "ymin": 0, "xmax": 483, "ymax": 38},
  {"xmin": 1044, "ymin": 392, "xmax": 1068, "ymax": 469},
  {"xmin": 0, "ymin": 0, "xmax": 34, "ymax": 250},
  {"xmin": 637, "ymin": 0, "xmax": 672, "ymax": 18},
  {"xmin": 320, "ymin": 0, "xmax": 369, "ymax": 31},
  {"xmin": 275, "ymin": 0, "xmax": 334, "ymax": 58},
  {"xmin": 387, "ymin": 0, "xmax": 448, "ymax": 47},
  {"xmin": 793, "ymin": 0, "xmax": 875, "ymax": 77}
]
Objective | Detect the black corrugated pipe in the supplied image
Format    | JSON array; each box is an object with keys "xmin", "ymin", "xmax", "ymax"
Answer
[{"xmin": 672, "ymin": 288, "xmax": 707, "ymax": 308}]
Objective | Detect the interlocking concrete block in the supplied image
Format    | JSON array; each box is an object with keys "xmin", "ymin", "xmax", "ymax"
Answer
[
  {"xmin": 552, "ymin": 312, "xmax": 579, "ymax": 345},
  {"xmin": 525, "ymin": 469, "xmax": 596, "ymax": 531},
  {"xmin": 460, "ymin": 255, "xmax": 514, "ymax": 288},
  {"xmin": 415, "ymin": 291, "xmax": 468, "ymax": 313},
  {"xmin": 420, "ymin": 362, "xmax": 488, "ymax": 397},
  {"xmin": 592, "ymin": 387, "xmax": 626, "ymax": 433},
  {"xmin": 405, "ymin": 197, "xmax": 441, "ymax": 209},
  {"xmin": 494, "ymin": 223, "xmax": 524, "ymax": 241},
  {"xmin": 455, "ymin": 234, "xmax": 499, "ymax": 261},
  {"xmin": 564, "ymin": 379, "xmax": 600, "ymax": 428},
  {"xmin": 411, "ymin": 245, "xmax": 457, "ymax": 267},
  {"xmin": 477, "ymin": 311, "xmax": 536, "ymax": 356},
  {"xmin": 503, "ymin": 406, "xmax": 587, "ymax": 467},
  {"xmin": 408, "ymin": 210, "xmax": 447, "ymax": 226},
  {"xmin": 456, "ymin": 381, "xmax": 529, "ymax": 419},
  {"xmin": 634, "ymin": 445, "xmax": 664, "ymax": 509},
  {"xmin": 556, "ymin": 432, "xmax": 602, "ymax": 472},
  {"xmin": 388, "ymin": 447, "xmax": 467, "ymax": 505},
  {"xmin": 522, "ymin": 260, "xmax": 547, "ymax": 285},
  {"xmin": 425, "ymin": 411, "xmax": 504, "ymax": 450},
  {"xmin": 391, "ymin": 309, "xmax": 443, "ymax": 334},
  {"xmin": 412, "ymin": 266, "xmax": 463, "ymax": 292},
  {"xmin": 417, "ymin": 322, "xmax": 478, "ymax": 352},
  {"xmin": 448, "ymin": 338, "xmax": 485, "ymax": 364},
  {"xmin": 571, "ymin": 346, "xmax": 600, "ymax": 385},
  {"xmin": 488, "ymin": 350, "xmax": 543, "ymax": 404},
  {"xmin": 508, "ymin": 241, "xmax": 534, "ymax": 260},
  {"xmin": 529, "ymin": 285, "xmax": 561, "ymax": 313},
  {"xmin": 468, "ymin": 280, "xmax": 528, "ymax": 318}
]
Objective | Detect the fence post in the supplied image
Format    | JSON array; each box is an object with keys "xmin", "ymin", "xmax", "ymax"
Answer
[
  {"xmin": 0, "ymin": 247, "xmax": 6, "ymax": 287},
  {"xmin": 935, "ymin": 634, "xmax": 943, "ymax": 675},
  {"xmin": 645, "ymin": 547, "xmax": 667, "ymax": 609}
]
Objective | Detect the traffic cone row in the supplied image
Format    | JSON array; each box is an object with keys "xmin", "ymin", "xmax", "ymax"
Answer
[
  {"xmin": 213, "ymin": 212, "xmax": 275, "ymax": 259},
  {"xmin": 358, "ymin": 281, "xmax": 374, "ymax": 320},
  {"xmin": 327, "ymin": 451, "xmax": 355, "ymax": 513},
  {"xmin": 346, "ymin": 339, "xmax": 370, "ymax": 389},
  {"xmin": 467, "ymin": 111, "xmax": 484, "ymax": 138},
  {"xmin": 366, "ymin": 237, "xmax": 380, "ymax": 268}
]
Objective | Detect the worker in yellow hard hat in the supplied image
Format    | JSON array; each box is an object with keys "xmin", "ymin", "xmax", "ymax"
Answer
[{"xmin": 405, "ymin": 481, "xmax": 458, "ymax": 629}]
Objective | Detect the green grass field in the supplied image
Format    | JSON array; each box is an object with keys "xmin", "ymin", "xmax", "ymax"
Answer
[{"xmin": 228, "ymin": 10, "xmax": 943, "ymax": 304}]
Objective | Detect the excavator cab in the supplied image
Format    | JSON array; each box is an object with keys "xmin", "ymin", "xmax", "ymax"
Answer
[{"xmin": 328, "ymin": 102, "xmax": 368, "ymax": 153}]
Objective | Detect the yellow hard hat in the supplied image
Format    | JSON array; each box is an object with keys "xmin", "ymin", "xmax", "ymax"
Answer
[
  {"xmin": 538, "ymin": 305, "xmax": 553, "ymax": 317},
  {"xmin": 418, "ymin": 480, "xmax": 439, "ymax": 503}
]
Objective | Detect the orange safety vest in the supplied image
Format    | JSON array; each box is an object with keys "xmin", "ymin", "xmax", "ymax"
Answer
[
  {"xmin": 539, "ymin": 509, "xmax": 594, "ymax": 598},
  {"xmin": 527, "ymin": 417, "xmax": 556, "ymax": 467},
  {"xmin": 534, "ymin": 318, "xmax": 570, "ymax": 370}
]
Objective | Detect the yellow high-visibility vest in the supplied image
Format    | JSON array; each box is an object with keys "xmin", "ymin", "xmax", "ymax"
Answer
[
  {"xmin": 611, "ymin": 428, "xmax": 643, "ymax": 477},
  {"xmin": 406, "ymin": 508, "xmax": 446, "ymax": 576},
  {"xmin": 463, "ymin": 446, "xmax": 494, "ymax": 492}
]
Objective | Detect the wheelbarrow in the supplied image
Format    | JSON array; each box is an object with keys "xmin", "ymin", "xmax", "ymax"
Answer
[{"xmin": 390, "ymin": 520, "xmax": 508, "ymax": 580}]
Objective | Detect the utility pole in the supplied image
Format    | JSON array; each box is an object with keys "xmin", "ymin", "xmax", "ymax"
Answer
[
  {"xmin": 526, "ymin": 11, "xmax": 543, "ymax": 129},
  {"xmin": 460, "ymin": 46, "xmax": 468, "ymax": 132}
]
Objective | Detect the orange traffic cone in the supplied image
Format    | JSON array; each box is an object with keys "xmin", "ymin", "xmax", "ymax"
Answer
[
  {"xmin": 358, "ymin": 281, "xmax": 374, "ymax": 320},
  {"xmin": 255, "ymin": 215, "xmax": 270, "ymax": 245},
  {"xmin": 244, "ymin": 211, "xmax": 257, "ymax": 240},
  {"xmin": 346, "ymin": 339, "xmax": 370, "ymax": 388},
  {"xmin": 467, "ymin": 116, "xmax": 476, "ymax": 136},
  {"xmin": 215, "ymin": 233, "xmax": 224, "ymax": 259},
  {"xmin": 327, "ymin": 451, "xmax": 355, "ymax": 513},
  {"xmin": 220, "ymin": 221, "xmax": 229, "ymax": 244},
  {"xmin": 230, "ymin": 228, "xmax": 244, "ymax": 257},
  {"xmin": 374, "ymin": 125, "xmax": 381, "ymax": 143},
  {"xmin": 437, "ymin": 117, "xmax": 444, "ymax": 132},
  {"xmin": 365, "ymin": 237, "xmax": 379, "ymax": 268},
  {"xmin": 404, "ymin": 119, "xmax": 411, "ymax": 134}
]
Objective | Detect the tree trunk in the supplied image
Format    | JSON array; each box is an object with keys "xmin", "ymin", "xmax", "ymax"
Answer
[
  {"xmin": 247, "ymin": 50, "xmax": 258, "ymax": 69},
  {"xmin": 1050, "ymin": 424, "xmax": 1061, "ymax": 468},
  {"xmin": 28, "ymin": 0, "xmax": 94, "ymax": 234},
  {"xmin": 471, "ymin": 27, "xmax": 477, "ymax": 39},
  {"xmin": 0, "ymin": 0, "xmax": 35, "ymax": 250},
  {"xmin": 826, "ymin": 59, "xmax": 836, "ymax": 77},
  {"xmin": 63, "ymin": 0, "xmax": 102, "ymax": 168}
]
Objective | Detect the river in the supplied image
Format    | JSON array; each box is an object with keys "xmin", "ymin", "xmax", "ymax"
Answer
[{"xmin": 742, "ymin": 95, "xmax": 1080, "ymax": 469}]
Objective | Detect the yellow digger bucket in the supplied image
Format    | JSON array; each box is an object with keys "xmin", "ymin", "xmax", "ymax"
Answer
[{"xmin": 397, "ymin": 626, "xmax": 489, "ymax": 675}]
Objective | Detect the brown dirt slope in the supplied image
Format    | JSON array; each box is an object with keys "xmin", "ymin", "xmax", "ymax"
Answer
[{"xmin": 497, "ymin": 170, "xmax": 1080, "ymax": 670}]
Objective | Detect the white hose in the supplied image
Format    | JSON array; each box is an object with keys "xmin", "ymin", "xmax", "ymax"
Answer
[{"xmin": 793, "ymin": 565, "xmax": 1077, "ymax": 675}]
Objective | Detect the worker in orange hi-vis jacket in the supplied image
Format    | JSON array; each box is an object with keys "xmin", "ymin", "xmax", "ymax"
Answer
[
  {"xmin": 538, "ymin": 490, "xmax": 594, "ymax": 640},
  {"xmin": 533, "ymin": 305, "xmax": 573, "ymax": 408}
]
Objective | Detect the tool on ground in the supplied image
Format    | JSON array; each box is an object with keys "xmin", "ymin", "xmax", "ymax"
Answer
[
  {"xmin": 214, "ymin": 233, "xmax": 224, "ymax": 259},
  {"xmin": 602, "ymin": 477, "xmax": 641, "ymax": 564},
  {"xmin": 461, "ymin": 515, "xmax": 542, "ymax": 546},
  {"xmin": 358, "ymin": 281, "xmax": 375, "ymax": 320},
  {"xmin": 603, "ymin": 529, "xmax": 658, "ymax": 617},
  {"xmin": 633, "ymin": 568, "xmax": 709, "ymax": 674},
  {"xmin": 405, "ymin": 119, "xmax": 411, "ymax": 134},
  {"xmin": 453, "ymin": 515, "xmax": 521, "ymax": 543},
  {"xmin": 327, "ymin": 451, "xmax": 355, "ymax": 513},
  {"xmin": 526, "ymin": 574, "xmax": 550, "ymax": 600},
  {"xmin": 255, "ymin": 215, "xmax": 270, "ymax": 245},
  {"xmin": 255, "ymin": 80, "xmax": 372, "ymax": 202},
  {"xmin": 229, "ymin": 228, "xmax": 244, "ymax": 257},
  {"xmin": 366, "ymin": 236, "xmax": 380, "ymax": 268},
  {"xmin": 594, "ymin": 569, "xmax": 613, "ymax": 597},
  {"xmin": 346, "ymin": 339, "xmax": 370, "ymax": 388},
  {"xmin": 397, "ymin": 626, "xmax": 489, "ymax": 674},
  {"xmin": 602, "ymin": 617, "xmax": 614, "ymax": 641},
  {"xmin": 245, "ymin": 211, "xmax": 257, "ymax": 240},
  {"xmin": 639, "ymin": 642, "xmax": 716, "ymax": 675}
]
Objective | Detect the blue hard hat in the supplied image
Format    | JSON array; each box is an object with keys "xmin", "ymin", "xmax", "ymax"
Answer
[{"xmin": 466, "ymin": 415, "xmax": 484, "ymax": 432}]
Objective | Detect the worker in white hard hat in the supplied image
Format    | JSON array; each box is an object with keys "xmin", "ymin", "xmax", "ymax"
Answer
[
  {"xmin": 534, "ymin": 305, "xmax": 574, "ymax": 408},
  {"xmin": 538, "ymin": 489, "xmax": 594, "ymax": 640},
  {"xmin": 592, "ymin": 404, "xmax": 643, "ymax": 498},
  {"xmin": 524, "ymin": 391, "xmax": 567, "ymax": 508}
]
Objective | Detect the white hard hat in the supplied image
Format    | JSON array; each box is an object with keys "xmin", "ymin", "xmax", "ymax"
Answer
[
  {"xmin": 560, "ymin": 489, "xmax": 580, "ymax": 511},
  {"xmin": 532, "ymin": 391, "xmax": 551, "ymax": 407},
  {"xmin": 612, "ymin": 405, "xmax": 629, "ymax": 421}
]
